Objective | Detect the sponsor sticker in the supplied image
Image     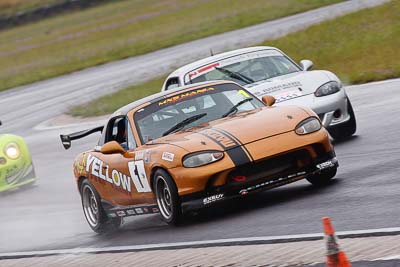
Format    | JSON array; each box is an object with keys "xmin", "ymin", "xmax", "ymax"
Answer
[
  {"xmin": 239, "ymin": 171, "xmax": 306, "ymax": 195},
  {"xmin": 237, "ymin": 89, "xmax": 250, "ymax": 98},
  {"xmin": 199, "ymin": 128, "xmax": 236, "ymax": 148},
  {"xmin": 135, "ymin": 151, "xmax": 144, "ymax": 161},
  {"xmin": 135, "ymin": 208, "xmax": 144, "ymax": 214},
  {"xmin": 317, "ymin": 160, "xmax": 335, "ymax": 170},
  {"xmin": 126, "ymin": 209, "xmax": 136, "ymax": 215},
  {"xmin": 252, "ymin": 81, "xmax": 303, "ymax": 97},
  {"xmin": 162, "ymin": 152, "xmax": 175, "ymax": 162},
  {"xmin": 274, "ymin": 89, "xmax": 303, "ymax": 103},
  {"xmin": 86, "ymin": 155, "xmax": 132, "ymax": 193},
  {"xmin": 74, "ymin": 153, "xmax": 87, "ymax": 178},
  {"xmin": 144, "ymin": 150, "xmax": 151, "ymax": 163},
  {"xmin": 158, "ymin": 88, "xmax": 215, "ymax": 106},
  {"xmin": 116, "ymin": 210, "xmax": 126, "ymax": 217},
  {"xmin": 86, "ymin": 154, "xmax": 151, "ymax": 193},
  {"xmin": 203, "ymin": 194, "xmax": 224, "ymax": 205}
]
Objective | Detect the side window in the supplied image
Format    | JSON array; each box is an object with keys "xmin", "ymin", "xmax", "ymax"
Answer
[
  {"xmin": 105, "ymin": 117, "xmax": 128, "ymax": 149},
  {"xmin": 165, "ymin": 77, "xmax": 180, "ymax": 90},
  {"xmin": 126, "ymin": 121, "xmax": 136, "ymax": 150}
]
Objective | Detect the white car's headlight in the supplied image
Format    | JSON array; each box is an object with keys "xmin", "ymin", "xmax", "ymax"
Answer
[
  {"xmin": 5, "ymin": 143, "xmax": 21, "ymax": 160},
  {"xmin": 295, "ymin": 117, "xmax": 321, "ymax": 135},
  {"xmin": 183, "ymin": 151, "xmax": 224, "ymax": 168},
  {"xmin": 314, "ymin": 81, "xmax": 342, "ymax": 97}
]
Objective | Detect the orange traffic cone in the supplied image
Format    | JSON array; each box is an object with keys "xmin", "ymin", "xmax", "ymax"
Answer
[{"xmin": 323, "ymin": 217, "xmax": 352, "ymax": 267}]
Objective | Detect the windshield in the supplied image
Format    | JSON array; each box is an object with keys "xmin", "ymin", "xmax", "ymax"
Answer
[
  {"xmin": 184, "ymin": 50, "xmax": 300, "ymax": 85},
  {"xmin": 134, "ymin": 83, "xmax": 264, "ymax": 143}
]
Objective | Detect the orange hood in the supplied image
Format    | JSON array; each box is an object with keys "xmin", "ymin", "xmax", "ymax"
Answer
[{"xmin": 150, "ymin": 106, "xmax": 311, "ymax": 153}]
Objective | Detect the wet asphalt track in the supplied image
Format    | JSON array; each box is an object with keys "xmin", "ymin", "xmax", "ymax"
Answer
[
  {"xmin": 0, "ymin": 0, "xmax": 396, "ymax": 254},
  {"xmin": 0, "ymin": 78, "xmax": 399, "ymax": 253}
]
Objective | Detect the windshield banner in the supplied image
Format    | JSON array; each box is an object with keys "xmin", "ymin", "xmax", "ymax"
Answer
[{"xmin": 186, "ymin": 50, "xmax": 282, "ymax": 82}]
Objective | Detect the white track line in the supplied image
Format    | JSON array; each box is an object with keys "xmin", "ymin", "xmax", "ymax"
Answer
[
  {"xmin": 374, "ymin": 255, "xmax": 400, "ymax": 261},
  {"xmin": 1, "ymin": 227, "xmax": 400, "ymax": 260}
]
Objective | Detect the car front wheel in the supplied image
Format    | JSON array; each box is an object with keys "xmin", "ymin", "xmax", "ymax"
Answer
[
  {"xmin": 306, "ymin": 167, "xmax": 337, "ymax": 186},
  {"xmin": 153, "ymin": 169, "xmax": 182, "ymax": 225},
  {"xmin": 80, "ymin": 179, "xmax": 121, "ymax": 233}
]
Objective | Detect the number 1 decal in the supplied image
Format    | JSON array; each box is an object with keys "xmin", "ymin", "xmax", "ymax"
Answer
[{"xmin": 128, "ymin": 161, "xmax": 152, "ymax": 193}]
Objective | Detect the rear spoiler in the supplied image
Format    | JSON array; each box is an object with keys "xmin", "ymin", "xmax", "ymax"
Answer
[{"xmin": 60, "ymin": 126, "xmax": 104, "ymax": 150}]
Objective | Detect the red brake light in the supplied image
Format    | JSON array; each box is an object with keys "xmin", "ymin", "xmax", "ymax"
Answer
[{"xmin": 233, "ymin": 175, "xmax": 247, "ymax": 182}]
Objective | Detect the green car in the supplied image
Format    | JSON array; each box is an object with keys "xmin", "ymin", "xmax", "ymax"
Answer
[{"xmin": 0, "ymin": 121, "xmax": 36, "ymax": 192}]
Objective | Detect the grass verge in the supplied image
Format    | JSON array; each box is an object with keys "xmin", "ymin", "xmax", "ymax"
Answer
[
  {"xmin": 264, "ymin": 0, "xmax": 399, "ymax": 84},
  {"xmin": 0, "ymin": 0, "xmax": 63, "ymax": 17},
  {"xmin": 69, "ymin": 76, "xmax": 166, "ymax": 117},
  {"xmin": 70, "ymin": 1, "xmax": 399, "ymax": 118},
  {"xmin": 0, "ymin": 0, "xmax": 342, "ymax": 91}
]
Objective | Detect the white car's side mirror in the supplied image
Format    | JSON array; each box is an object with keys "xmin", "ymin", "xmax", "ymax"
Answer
[{"xmin": 300, "ymin": 60, "xmax": 314, "ymax": 71}]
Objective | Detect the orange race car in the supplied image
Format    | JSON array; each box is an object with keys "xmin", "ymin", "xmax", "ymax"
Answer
[{"xmin": 61, "ymin": 81, "xmax": 338, "ymax": 233}]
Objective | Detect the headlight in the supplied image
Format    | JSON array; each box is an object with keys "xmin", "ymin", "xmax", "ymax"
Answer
[
  {"xmin": 295, "ymin": 117, "xmax": 321, "ymax": 135},
  {"xmin": 314, "ymin": 81, "xmax": 342, "ymax": 97},
  {"xmin": 183, "ymin": 151, "xmax": 224, "ymax": 168},
  {"xmin": 4, "ymin": 143, "xmax": 21, "ymax": 160}
]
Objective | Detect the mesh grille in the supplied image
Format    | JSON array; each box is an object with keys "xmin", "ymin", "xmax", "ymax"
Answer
[{"xmin": 228, "ymin": 149, "xmax": 312, "ymax": 185}]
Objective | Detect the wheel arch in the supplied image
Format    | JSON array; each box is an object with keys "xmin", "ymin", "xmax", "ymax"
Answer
[
  {"xmin": 77, "ymin": 176, "xmax": 87, "ymax": 194},
  {"xmin": 150, "ymin": 166, "xmax": 174, "ymax": 191}
]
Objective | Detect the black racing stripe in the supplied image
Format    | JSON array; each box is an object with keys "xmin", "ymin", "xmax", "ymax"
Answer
[
  {"xmin": 226, "ymin": 146, "xmax": 252, "ymax": 166},
  {"xmin": 212, "ymin": 128, "xmax": 254, "ymax": 162},
  {"xmin": 196, "ymin": 128, "xmax": 251, "ymax": 166}
]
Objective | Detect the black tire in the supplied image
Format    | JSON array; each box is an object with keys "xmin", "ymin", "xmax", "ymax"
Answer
[
  {"xmin": 153, "ymin": 169, "xmax": 182, "ymax": 225},
  {"xmin": 306, "ymin": 167, "xmax": 337, "ymax": 186},
  {"xmin": 80, "ymin": 179, "xmax": 122, "ymax": 234},
  {"xmin": 328, "ymin": 98, "xmax": 356, "ymax": 140}
]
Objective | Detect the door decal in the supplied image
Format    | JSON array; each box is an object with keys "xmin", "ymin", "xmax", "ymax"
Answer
[{"xmin": 128, "ymin": 161, "xmax": 152, "ymax": 193}]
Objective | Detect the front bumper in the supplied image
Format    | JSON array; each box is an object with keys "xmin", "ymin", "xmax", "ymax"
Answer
[
  {"xmin": 277, "ymin": 89, "xmax": 350, "ymax": 128},
  {"xmin": 0, "ymin": 163, "xmax": 36, "ymax": 192},
  {"xmin": 180, "ymin": 153, "xmax": 338, "ymax": 212}
]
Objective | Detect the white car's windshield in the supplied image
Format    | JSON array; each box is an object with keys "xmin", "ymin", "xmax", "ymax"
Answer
[
  {"xmin": 184, "ymin": 50, "xmax": 300, "ymax": 86},
  {"xmin": 134, "ymin": 83, "xmax": 264, "ymax": 143}
]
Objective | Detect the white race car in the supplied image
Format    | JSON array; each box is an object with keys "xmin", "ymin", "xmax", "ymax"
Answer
[{"xmin": 162, "ymin": 46, "xmax": 356, "ymax": 140}]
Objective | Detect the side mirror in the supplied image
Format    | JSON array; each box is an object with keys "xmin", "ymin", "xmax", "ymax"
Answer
[
  {"xmin": 262, "ymin": 95, "xmax": 276, "ymax": 106},
  {"xmin": 0, "ymin": 120, "xmax": 2, "ymax": 126},
  {"xmin": 101, "ymin": 141, "xmax": 126, "ymax": 155},
  {"xmin": 300, "ymin": 59, "xmax": 313, "ymax": 71}
]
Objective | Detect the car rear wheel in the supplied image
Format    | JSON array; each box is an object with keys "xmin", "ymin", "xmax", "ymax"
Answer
[
  {"xmin": 306, "ymin": 167, "xmax": 337, "ymax": 186},
  {"xmin": 328, "ymin": 98, "xmax": 356, "ymax": 140},
  {"xmin": 80, "ymin": 179, "xmax": 121, "ymax": 233},
  {"xmin": 154, "ymin": 169, "xmax": 182, "ymax": 225}
]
